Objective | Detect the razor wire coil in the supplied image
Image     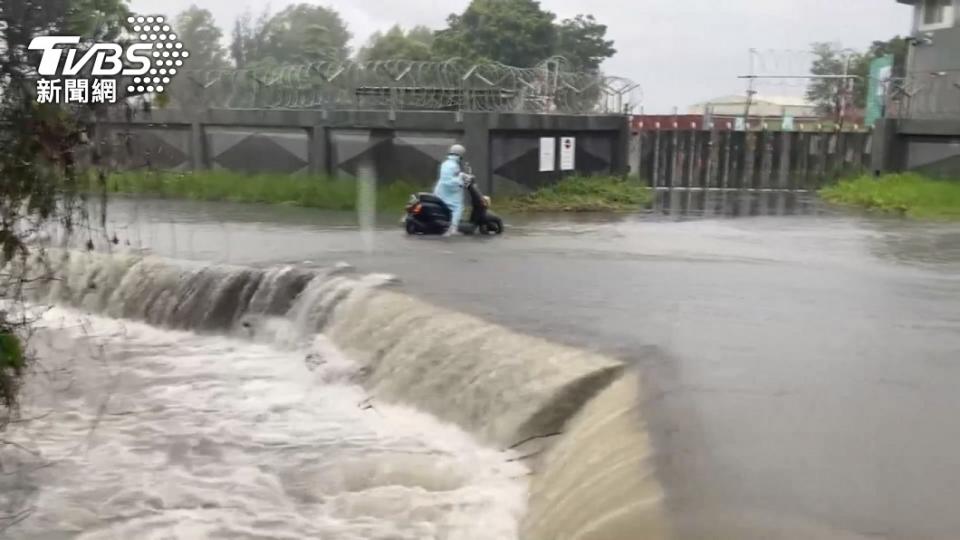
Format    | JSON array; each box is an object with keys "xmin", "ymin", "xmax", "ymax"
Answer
[{"xmin": 166, "ymin": 57, "xmax": 642, "ymax": 114}]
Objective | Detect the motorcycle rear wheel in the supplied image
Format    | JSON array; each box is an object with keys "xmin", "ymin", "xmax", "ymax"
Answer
[{"xmin": 480, "ymin": 218, "xmax": 503, "ymax": 235}]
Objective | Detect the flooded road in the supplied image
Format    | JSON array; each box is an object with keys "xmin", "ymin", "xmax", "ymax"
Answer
[{"xmin": 37, "ymin": 191, "xmax": 960, "ymax": 538}]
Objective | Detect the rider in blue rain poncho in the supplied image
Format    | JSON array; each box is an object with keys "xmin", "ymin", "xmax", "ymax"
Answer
[{"xmin": 433, "ymin": 144, "xmax": 468, "ymax": 236}]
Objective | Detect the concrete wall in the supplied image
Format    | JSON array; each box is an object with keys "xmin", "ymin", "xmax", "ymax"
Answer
[
  {"xmin": 873, "ymin": 2, "xmax": 960, "ymax": 176},
  {"xmin": 93, "ymin": 108, "xmax": 629, "ymax": 196},
  {"xmin": 871, "ymin": 118, "xmax": 960, "ymax": 177},
  {"xmin": 633, "ymin": 128, "xmax": 873, "ymax": 190}
]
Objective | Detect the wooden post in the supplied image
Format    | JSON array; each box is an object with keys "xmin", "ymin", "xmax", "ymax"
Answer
[
  {"xmin": 706, "ymin": 123, "xmax": 719, "ymax": 188},
  {"xmin": 777, "ymin": 130, "xmax": 791, "ymax": 189},
  {"xmin": 751, "ymin": 129, "xmax": 766, "ymax": 189},
  {"xmin": 652, "ymin": 124, "xmax": 662, "ymax": 188},
  {"xmin": 788, "ymin": 130, "xmax": 803, "ymax": 191},
  {"xmin": 722, "ymin": 123, "xmax": 733, "ymax": 189},
  {"xmin": 817, "ymin": 127, "xmax": 831, "ymax": 189},
  {"xmin": 686, "ymin": 127, "xmax": 697, "ymax": 188},
  {"xmin": 670, "ymin": 124, "xmax": 680, "ymax": 188},
  {"xmin": 764, "ymin": 127, "xmax": 775, "ymax": 189},
  {"xmin": 740, "ymin": 130, "xmax": 753, "ymax": 190},
  {"xmin": 806, "ymin": 132, "xmax": 820, "ymax": 191},
  {"xmin": 733, "ymin": 128, "xmax": 747, "ymax": 189}
]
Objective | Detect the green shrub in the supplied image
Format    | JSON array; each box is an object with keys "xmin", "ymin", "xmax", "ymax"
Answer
[
  {"xmin": 0, "ymin": 331, "xmax": 25, "ymax": 413},
  {"xmin": 820, "ymin": 173, "xmax": 960, "ymax": 219},
  {"xmin": 92, "ymin": 170, "xmax": 653, "ymax": 214},
  {"xmin": 97, "ymin": 170, "xmax": 424, "ymax": 212},
  {"xmin": 505, "ymin": 175, "xmax": 652, "ymax": 212}
]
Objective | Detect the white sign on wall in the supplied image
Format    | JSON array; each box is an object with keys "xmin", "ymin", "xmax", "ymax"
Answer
[
  {"xmin": 539, "ymin": 137, "xmax": 556, "ymax": 172},
  {"xmin": 560, "ymin": 137, "xmax": 576, "ymax": 170}
]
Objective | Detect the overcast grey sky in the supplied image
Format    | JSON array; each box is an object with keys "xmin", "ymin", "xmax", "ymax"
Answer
[{"xmin": 129, "ymin": 0, "xmax": 913, "ymax": 113}]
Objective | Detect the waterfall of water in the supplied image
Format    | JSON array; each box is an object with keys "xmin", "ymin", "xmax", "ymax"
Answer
[{"xmin": 8, "ymin": 249, "xmax": 670, "ymax": 539}]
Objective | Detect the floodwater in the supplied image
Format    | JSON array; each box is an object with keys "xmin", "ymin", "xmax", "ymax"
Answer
[
  {"xmin": 5, "ymin": 189, "xmax": 960, "ymax": 539},
  {"xmin": 1, "ymin": 294, "xmax": 527, "ymax": 539}
]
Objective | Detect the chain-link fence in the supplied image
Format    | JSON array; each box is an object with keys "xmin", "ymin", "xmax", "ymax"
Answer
[{"xmin": 164, "ymin": 57, "xmax": 641, "ymax": 114}]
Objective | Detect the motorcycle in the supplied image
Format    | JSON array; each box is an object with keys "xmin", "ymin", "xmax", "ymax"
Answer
[{"xmin": 403, "ymin": 166, "xmax": 504, "ymax": 236}]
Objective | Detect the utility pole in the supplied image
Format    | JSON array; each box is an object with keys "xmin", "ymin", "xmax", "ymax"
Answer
[
  {"xmin": 837, "ymin": 48, "xmax": 856, "ymax": 130},
  {"xmin": 743, "ymin": 48, "xmax": 758, "ymax": 128}
]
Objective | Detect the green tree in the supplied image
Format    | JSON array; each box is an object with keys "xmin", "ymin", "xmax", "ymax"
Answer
[
  {"xmin": 407, "ymin": 26, "xmax": 435, "ymax": 48},
  {"xmin": 230, "ymin": 3, "xmax": 351, "ymax": 67},
  {"xmin": 554, "ymin": 14, "xmax": 615, "ymax": 70},
  {"xmin": 167, "ymin": 6, "xmax": 229, "ymax": 110},
  {"xmin": 358, "ymin": 25, "xmax": 434, "ymax": 62},
  {"xmin": 175, "ymin": 5, "xmax": 229, "ymax": 70},
  {"xmin": 62, "ymin": 0, "xmax": 131, "ymax": 41},
  {"xmin": 229, "ymin": 9, "xmax": 264, "ymax": 68},
  {"xmin": 433, "ymin": 0, "xmax": 556, "ymax": 66},
  {"xmin": 806, "ymin": 42, "xmax": 858, "ymax": 118},
  {"xmin": 852, "ymin": 36, "xmax": 909, "ymax": 104},
  {"xmin": 0, "ymin": 0, "xmax": 130, "ymax": 424},
  {"xmin": 806, "ymin": 38, "xmax": 910, "ymax": 120}
]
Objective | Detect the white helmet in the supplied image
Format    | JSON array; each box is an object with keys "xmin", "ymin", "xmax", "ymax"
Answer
[{"xmin": 449, "ymin": 144, "xmax": 466, "ymax": 156}]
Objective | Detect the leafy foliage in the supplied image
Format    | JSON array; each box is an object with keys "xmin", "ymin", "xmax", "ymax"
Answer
[
  {"xmin": 554, "ymin": 15, "xmax": 616, "ymax": 70},
  {"xmin": 175, "ymin": 5, "xmax": 230, "ymax": 70},
  {"xmin": 420, "ymin": 1, "xmax": 616, "ymax": 69},
  {"xmin": 100, "ymin": 169, "xmax": 649, "ymax": 214},
  {"xmin": 101, "ymin": 170, "xmax": 427, "ymax": 211},
  {"xmin": 166, "ymin": 6, "xmax": 230, "ymax": 110},
  {"xmin": 820, "ymin": 173, "xmax": 960, "ymax": 219},
  {"xmin": 433, "ymin": 0, "xmax": 557, "ymax": 66},
  {"xmin": 806, "ymin": 43, "xmax": 856, "ymax": 118},
  {"xmin": 358, "ymin": 25, "xmax": 434, "ymax": 62},
  {"xmin": 505, "ymin": 175, "xmax": 651, "ymax": 212},
  {"xmin": 1, "ymin": 0, "xmax": 130, "ymax": 424},
  {"xmin": 0, "ymin": 331, "xmax": 25, "ymax": 415},
  {"xmin": 806, "ymin": 37, "xmax": 909, "ymax": 117},
  {"xmin": 230, "ymin": 3, "xmax": 351, "ymax": 68}
]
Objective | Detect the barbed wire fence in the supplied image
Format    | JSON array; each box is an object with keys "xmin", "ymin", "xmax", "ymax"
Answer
[
  {"xmin": 738, "ymin": 47, "xmax": 960, "ymax": 123},
  {"xmin": 164, "ymin": 57, "xmax": 642, "ymax": 114},
  {"xmin": 885, "ymin": 69, "xmax": 960, "ymax": 120},
  {"xmin": 747, "ymin": 47, "xmax": 823, "ymax": 96},
  {"xmin": 735, "ymin": 46, "xmax": 868, "ymax": 127}
]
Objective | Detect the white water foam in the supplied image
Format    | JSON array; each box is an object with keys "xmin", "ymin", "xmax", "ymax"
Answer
[
  {"xmin": 0, "ymin": 307, "xmax": 528, "ymax": 539},
  {"xmin": 0, "ymin": 250, "xmax": 667, "ymax": 539}
]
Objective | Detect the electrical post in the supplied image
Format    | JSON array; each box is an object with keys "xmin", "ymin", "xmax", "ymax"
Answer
[
  {"xmin": 743, "ymin": 48, "xmax": 757, "ymax": 128},
  {"xmin": 838, "ymin": 51, "xmax": 851, "ymax": 130},
  {"xmin": 835, "ymin": 48, "xmax": 860, "ymax": 130}
]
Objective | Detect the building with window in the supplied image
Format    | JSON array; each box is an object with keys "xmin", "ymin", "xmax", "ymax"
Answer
[
  {"xmin": 874, "ymin": 0, "xmax": 960, "ymax": 176},
  {"xmin": 892, "ymin": 0, "xmax": 960, "ymax": 121}
]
